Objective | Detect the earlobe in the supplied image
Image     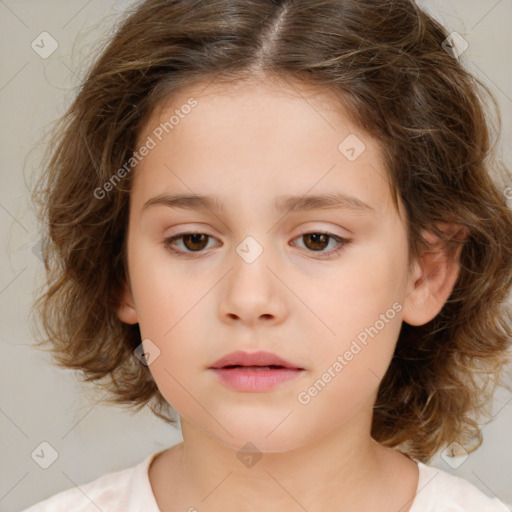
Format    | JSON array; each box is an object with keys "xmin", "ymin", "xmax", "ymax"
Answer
[
  {"xmin": 116, "ymin": 280, "xmax": 139, "ymax": 325},
  {"xmin": 402, "ymin": 223, "xmax": 467, "ymax": 327}
]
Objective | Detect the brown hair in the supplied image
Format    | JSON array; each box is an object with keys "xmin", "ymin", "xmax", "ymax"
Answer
[{"xmin": 30, "ymin": 0, "xmax": 512, "ymax": 462}]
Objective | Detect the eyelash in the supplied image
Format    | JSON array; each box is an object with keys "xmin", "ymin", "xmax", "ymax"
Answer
[{"xmin": 162, "ymin": 230, "xmax": 352, "ymax": 259}]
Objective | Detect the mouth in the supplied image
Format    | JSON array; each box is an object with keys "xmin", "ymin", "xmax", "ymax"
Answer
[
  {"xmin": 208, "ymin": 351, "xmax": 305, "ymax": 392},
  {"xmin": 219, "ymin": 365, "xmax": 293, "ymax": 370},
  {"xmin": 209, "ymin": 350, "xmax": 304, "ymax": 370}
]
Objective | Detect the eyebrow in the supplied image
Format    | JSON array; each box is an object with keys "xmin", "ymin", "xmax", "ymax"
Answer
[{"xmin": 142, "ymin": 192, "xmax": 376, "ymax": 215}]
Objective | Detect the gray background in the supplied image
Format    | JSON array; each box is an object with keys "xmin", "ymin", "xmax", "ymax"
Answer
[{"xmin": 1, "ymin": 0, "xmax": 511, "ymax": 510}]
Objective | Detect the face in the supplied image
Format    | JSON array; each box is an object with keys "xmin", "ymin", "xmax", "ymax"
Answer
[{"xmin": 118, "ymin": 77, "xmax": 420, "ymax": 453}]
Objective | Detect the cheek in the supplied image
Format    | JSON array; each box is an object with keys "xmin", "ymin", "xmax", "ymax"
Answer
[
  {"xmin": 296, "ymin": 304, "xmax": 403, "ymax": 425},
  {"xmin": 128, "ymin": 237, "xmax": 203, "ymax": 332},
  {"xmin": 127, "ymin": 242, "xmax": 209, "ymax": 388},
  {"xmin": 305, "ymin": 236, "xmax": 407, "ymax": 388},
  {"xmin": 315, "ymin": 237, "xmax": 406, "ymax": 324}
]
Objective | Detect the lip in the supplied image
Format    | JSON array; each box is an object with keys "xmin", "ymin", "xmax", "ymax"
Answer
[
  {"xmin": 209, "ymin": 350, "xmax": 303, "ymax": 370},
  {"xmin": 208, "ymin": 350, "xmax": 305, "ymax": 392}
]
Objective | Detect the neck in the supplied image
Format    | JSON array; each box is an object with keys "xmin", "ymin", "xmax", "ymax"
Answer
[{"xmin": 154, "ymin": 411, "xmax": 418, "ymax": 511}]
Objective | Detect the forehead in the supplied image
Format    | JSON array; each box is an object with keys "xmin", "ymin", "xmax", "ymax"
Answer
[
  {"xmin": 132, "ymin": 76, "xmax": 398, "ymax": 218},
  {"xmin": 141, "ymin": 76, "xmax": 357, "ymax": 144}
]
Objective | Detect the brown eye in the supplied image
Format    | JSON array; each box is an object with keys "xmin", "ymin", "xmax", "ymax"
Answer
[
  {"xmin": 181, "ymin": 233, "xmax": 209, "ymax": 251},
  {"xmin": 302, "ymin": 233, "xmax": 330, "ymax": 251},
  {"xmin": 293, "ymin": 231, "xmax": 351, "ymax": 258},
  {"xmin": 163, "ymin": 232, "xmax": 217, "ymax": 255},
  {"xmin": 163, "ymin": 230, "xmax": 351, "ymax": 259}
]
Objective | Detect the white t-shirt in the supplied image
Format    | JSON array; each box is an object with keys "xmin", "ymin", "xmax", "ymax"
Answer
[{"xmin": 21, "ymin": 451, "xmax": 510, "ymax": 511}]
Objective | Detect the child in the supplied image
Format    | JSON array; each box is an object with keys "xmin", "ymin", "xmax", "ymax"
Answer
[{"xmin": 25, "ymin": 0, "xmax": 512, "ymax": 510}]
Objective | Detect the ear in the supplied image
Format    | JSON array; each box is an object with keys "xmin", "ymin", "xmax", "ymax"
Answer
[
  {"xmin": 402, "ymin": 223, "xmax": 468, "ymax": 327},
  {"xmin": 115, "ymin": 277, "xmax": 139, "ymax": 325}
]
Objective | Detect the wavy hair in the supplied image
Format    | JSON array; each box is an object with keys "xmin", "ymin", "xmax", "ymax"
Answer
[{"xmin": 30, "ymin": 0, "xmax": 512, "ymax": 462}]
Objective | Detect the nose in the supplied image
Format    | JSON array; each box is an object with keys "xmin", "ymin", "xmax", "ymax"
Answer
[{"xmin": 217, "ymin": 236, "xmax": 288, "ymax": 327}]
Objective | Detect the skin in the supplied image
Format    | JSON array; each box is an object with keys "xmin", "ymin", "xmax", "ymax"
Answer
[{"xmin": 116, "ymin": 76, "xmax": 464, "ymax": 512}]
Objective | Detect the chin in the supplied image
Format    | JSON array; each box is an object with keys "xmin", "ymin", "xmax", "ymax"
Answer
[
  {"xmin": 201, "ymin": 416, "xmax": 314, "ymax": 455},
  {"xmin": 216, "ymin": 432, "xmax": 303, "ymax": 454}
]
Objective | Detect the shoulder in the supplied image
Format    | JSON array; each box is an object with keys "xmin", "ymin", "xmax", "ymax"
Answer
[
  {"xmin": 20, "ymin": 452, "xmax": 160, "ymax": 512},
  {"xmin": 411, "ymin": 462, "xmax": 511, "ymax": 512}
]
